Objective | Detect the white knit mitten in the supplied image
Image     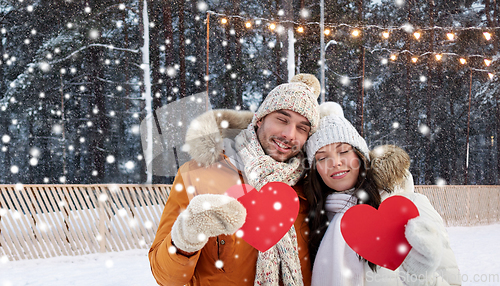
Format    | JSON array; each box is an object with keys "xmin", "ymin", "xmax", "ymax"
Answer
[
  {"xmin": 171, "ymin": 194, "xmax": 246, "ymax": 253},
  {"xmin": 402, "ymin": 216, "xmax": 444, "ymax": 276}
]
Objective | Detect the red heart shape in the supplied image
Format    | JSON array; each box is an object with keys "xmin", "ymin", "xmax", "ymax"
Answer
[
  {"xmin": 340, "ymin": 195, "xmax": 419, "ymax": 270},
  {"xmin": 225, "ymin": 182, "xmax": 299, "ymax": 252}
]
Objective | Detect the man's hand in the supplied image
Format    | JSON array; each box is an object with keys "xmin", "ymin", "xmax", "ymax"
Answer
[{"xmin": 171, "ymin": 194, "xmax": 246, "ymax": 253}]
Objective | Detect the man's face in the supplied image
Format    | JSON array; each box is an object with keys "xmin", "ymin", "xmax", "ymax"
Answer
[{"xmin": 255, "ymin": 110, "xmax": 311, "ymax": 162}]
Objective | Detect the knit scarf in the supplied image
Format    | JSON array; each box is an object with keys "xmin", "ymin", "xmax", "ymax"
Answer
[
  {"xmin": 311, "ymin": 192, "xmax": 365, "ymax": 286},
  {"xmin": 233, "ymin": 125, "xmax": 305, "ymax": 286}
]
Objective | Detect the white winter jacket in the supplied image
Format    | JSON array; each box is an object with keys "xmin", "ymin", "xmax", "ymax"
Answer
[{"xmin": 363, "ymin": 174, "xmax": 462, "ymax": 286}]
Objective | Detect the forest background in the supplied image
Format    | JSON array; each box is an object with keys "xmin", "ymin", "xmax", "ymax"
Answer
[{"xmin": 0, "ymin": 0, "xmax": 499, "ymax": 186}]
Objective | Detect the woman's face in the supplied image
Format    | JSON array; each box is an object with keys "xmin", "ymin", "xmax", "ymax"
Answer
[{"xmin": 315, "ymin": 143, "xmax": 360, "ymax": 192}]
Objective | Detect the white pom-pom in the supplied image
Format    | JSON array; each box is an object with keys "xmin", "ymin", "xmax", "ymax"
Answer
[
  {"xmin": 290, "ymin": 73, "xmax": 321, "ymax": 98},
  {"xmin": 319, "ymin": 102, "xmax": 344, "ymax": 118}
]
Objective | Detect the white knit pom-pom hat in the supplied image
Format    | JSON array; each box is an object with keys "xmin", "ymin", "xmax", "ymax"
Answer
[
  {"xmin": 306, "ymin": 101, "xmax": 369, "ymax": 165},
  {"xmin": 252, "ymin": 73, "xmax": 321, "ymax": 134}
]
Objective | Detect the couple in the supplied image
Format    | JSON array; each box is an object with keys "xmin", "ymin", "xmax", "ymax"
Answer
[{"xmin": 149, "ymin": 74, "xmax": 461, "ymax": 286}]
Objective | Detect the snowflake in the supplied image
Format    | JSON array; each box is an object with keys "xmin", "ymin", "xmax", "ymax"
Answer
[
  {"xmin": 197, "ymin": 233, "xmax": 206, "ymax": 242},
  {"xmin": 1, "ymin": 134, "xmax": 10, "ymax": 143},
  {"xmin": 52, "ymin": 124, "xmax": 63, "ymax": 134},
  {"xmin": 300, "ymin": 8, "xmax": 310, "ymax": 18},
  {"xmin": 236, "ymin": 230, "xmax": 244, "ymax": 238},
  {"xmin": 174, "ymin": 183, "xmax": 183, "ymax": 192},
  {"xmin": 273, "ymin": 202, "xmax": 282, "ymax": 210},
  {"xmin": 39, "ymin": 62, "xmax": 51, "ymax": 72},
  {"xmin": 105, "ymin": 260, "xmax": 114, "ymax": 268},
  {"xmin": 118, "ymin": 209, "xmax": 127, "ymax": 217},
  {"xmin": 436, "ymin": 178, "xmax": 447, "ymax": 186},
  {"xmin": 106, "ymin": 155, "xmax": 115, "ymax": 164},
  {"xmin": 215, "ymin": 260, "xmax": 224, "ymax": 269},
  {"xmin": 397, "ymin": 243, "xmax": 409, "ymax": 254},
  {"xmin": 202, "ymin": 201, "xmax": 211, "ymax": 210},
  {"xmin": 186, "ymin": 186, "xmax": 196, "ymax": 194},
  {"xmin": 197, "ymin": 1, "xmax": 208, "ymax": 11},
  {"xmin": 129, "ymin": 218, "xmax": 138, "ymax": 228},
  {"xmin": 168, "ymin": 246, "xmax": 177, "ymax": 254},
  {"xmin": 89, "ymin": 29, "xmax": 100, "ymax": 39},
  {"xmin": 10, "ymin": 165, "xmax": 19, "ymax": 174},
  {"xmin": 419, "ymin": 124, "xmax": 430, "ymax": 136},
  {"xmin": 99, "ymin": 194, "xmax": 108, "ymax": 202},
  {"xmin": 125, "ymin": 161, "xmax": 135, "ymax": 170}
]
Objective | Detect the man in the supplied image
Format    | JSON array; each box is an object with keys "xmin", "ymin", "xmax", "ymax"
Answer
[{"xmin": 149, "ymin": 74, "xmax": 321, "ymax": 286}]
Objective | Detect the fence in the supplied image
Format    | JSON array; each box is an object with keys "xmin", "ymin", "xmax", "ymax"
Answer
[
  {"xmin": 415, "ymin": 185, "xmax": 500, "ymax": 227},
  {"xmin": 0, "ymin": 184, "xmax": 498, "ymax": 261},
  {"xmin": 0, "ymin": 184, "xmax": 170, "ymax": 261}
]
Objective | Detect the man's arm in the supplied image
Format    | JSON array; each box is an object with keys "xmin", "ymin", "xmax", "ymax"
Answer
[{"xmin": 148, "ymin": 168, "xmax": 201, "ymax": 286}]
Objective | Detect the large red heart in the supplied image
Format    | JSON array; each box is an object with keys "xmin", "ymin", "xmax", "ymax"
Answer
[
  {"xmin": 340, "ymin": 195, "xmax": 419, "ymax": 270},
  {"xmin": 225, "ymin": 182, "xmax": 299, "ymax": 252}
]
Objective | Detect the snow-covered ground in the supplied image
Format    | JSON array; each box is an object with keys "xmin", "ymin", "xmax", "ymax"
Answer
[{"xmin": 1, "ymin": 224, "xmax": 499, "ymax": 286}]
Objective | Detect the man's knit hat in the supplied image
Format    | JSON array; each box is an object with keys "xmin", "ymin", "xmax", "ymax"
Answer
[
  {"xmin": 306, "ymin": 101, "xmax": 370, "ymax": 165},
  {"xmin": 252, "ymin": 74, "xmax": 321, "ymax": 134}
]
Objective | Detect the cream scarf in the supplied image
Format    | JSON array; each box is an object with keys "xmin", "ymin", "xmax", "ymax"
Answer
[
  {"xmin": 311, "ymin": 192, "xmax": 365, "ymax": 286},
  {"xmin": 232, "ymin": 125, "xmax": 305, "ymax": 286}
]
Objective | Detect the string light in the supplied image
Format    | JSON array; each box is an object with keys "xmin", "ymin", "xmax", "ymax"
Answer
[{"xmin": 208, "ymin": 11, "xmax": 498, "ymax": 76}]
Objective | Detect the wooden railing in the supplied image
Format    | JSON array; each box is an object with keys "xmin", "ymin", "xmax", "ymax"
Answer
[
  {"xmin": 415, "ymin": 185, "xmax": 500, "ymax": 227},
  {"xmin": 0, "ymin": 184, "xmax": 498, "ymax": 261},
  {"xmin": 0, "ymin": 184, "xmax": 170, "ymax": 260}
]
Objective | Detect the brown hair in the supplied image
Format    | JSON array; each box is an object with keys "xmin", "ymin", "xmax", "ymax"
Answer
[{"xmin": 304, "ymin": 147, "xmax": 383, "ymax": 272}]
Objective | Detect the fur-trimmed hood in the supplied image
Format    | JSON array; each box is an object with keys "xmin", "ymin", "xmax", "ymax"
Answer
[
  {"xmin": 369, "ymin": 144, "xmax": 411, "ymax": 192},
  {"xmin": 184, "ymin": 109, "xmax": 254, "ymax": 166}
]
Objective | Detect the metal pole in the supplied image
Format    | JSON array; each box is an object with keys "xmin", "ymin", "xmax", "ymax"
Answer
[
  {"xmin": 464, "ymin": 68, "xmax": 472, "ymax": 185},
  {"xmin": 206, "ymin": 12, "xmax": 210, "ymax": 111},
  {"xmin": 320, "ymin": 0, "xmax": 325, "ymax": 103}
]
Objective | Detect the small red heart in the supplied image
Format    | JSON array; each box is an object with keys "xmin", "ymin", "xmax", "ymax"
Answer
[
  {"xmin": 226, "ymin": 182, "xmax": 300, "ymax": 252},
  {"xmin": 340, "ymin": 195, "xmax": 419, "ymax": 270}
]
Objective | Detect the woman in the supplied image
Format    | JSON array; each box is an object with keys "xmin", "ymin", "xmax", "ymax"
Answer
[{"xmin": 304, "ymin": 102, "xmax": 461, "ymax": 286}]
